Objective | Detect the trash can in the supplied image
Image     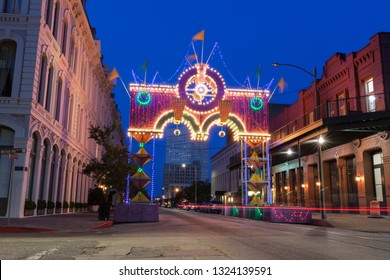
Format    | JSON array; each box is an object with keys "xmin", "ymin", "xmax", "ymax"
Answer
[
  {"xmin": 369, "ymin": 200, "xmax": 380, "ymax": 217},
  {"xmin": 98, "ymin": 203, "xmax": 110, "ymax": 221}
]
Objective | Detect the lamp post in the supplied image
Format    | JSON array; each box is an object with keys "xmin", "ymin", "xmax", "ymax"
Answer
[
  {"xmin": 271, "ymin": 63, "xmax": 319, "ymax": 110},
  {"xmin": 318, "ymin": 135, "xmax": 326, "ymax": 219},
  {"xmin": 272, "ymin": 62, "xmax": 325, "ymax": 218},
  {"xmin": 182, "ymin": 163, "xmax": 198, "ymax": 204}
]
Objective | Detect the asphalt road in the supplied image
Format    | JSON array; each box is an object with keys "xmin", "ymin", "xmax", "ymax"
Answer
[{"xmin": 1, "ymin": 208, "xmax": 390, "ymax": 260}]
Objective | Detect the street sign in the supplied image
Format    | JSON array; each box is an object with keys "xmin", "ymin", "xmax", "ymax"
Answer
[
  {"xmin": 9, "ymin": 153, "xmax": 18, "ymax": 160},
  {"xmin": 0, "ymin": 148, "xmax": 26, "ymax": 155}
]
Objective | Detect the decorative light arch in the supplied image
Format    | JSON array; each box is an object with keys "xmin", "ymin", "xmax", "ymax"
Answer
[{"xmin": 128, "ymin": 63, "xmax": 272, "ymax": 205}]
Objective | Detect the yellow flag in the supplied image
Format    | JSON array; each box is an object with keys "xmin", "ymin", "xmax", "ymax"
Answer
[
  {"xmin": 108, "ymin": 67, "xmax": 119, "ymax": 81},
  {"xmin": 186, "ymin": 54, "xmax": 198, "ymax": 61},
  {"xmin": 192, "ymin": 29, "xmax": 205, "ymax": 41},
  {"xmin": 277, "ymin": 76, "xmax": 287, "ymax": 93}
]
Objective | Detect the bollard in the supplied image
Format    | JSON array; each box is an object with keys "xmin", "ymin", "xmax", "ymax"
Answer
[{"xmin": 369, "ymin": 200, "xmax": 380, "ymax": 217}]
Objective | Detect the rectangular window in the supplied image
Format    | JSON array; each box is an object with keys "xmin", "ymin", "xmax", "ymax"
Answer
[
  {"xmin": 372, "ymin": 152, "xmax": 385, "ymax": 210},
  {"xmin": 337, "ymin": 92, "xmax": 346, "ymax": 116},
  {"xmin": 364, "ymin": 78, "xmax": 376, "ymax": 112},
  {"xmin": 3, "ymin": 0, "xmax": 22, "ymax": 14},
  {"xmin": 328, "ymin": 99, "xmax": 336, "ymax": 117}
]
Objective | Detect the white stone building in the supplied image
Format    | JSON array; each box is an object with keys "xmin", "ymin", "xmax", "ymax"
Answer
[{"xmin": 0, "ymin": 0, "xmax": 120, "ymax": 218}]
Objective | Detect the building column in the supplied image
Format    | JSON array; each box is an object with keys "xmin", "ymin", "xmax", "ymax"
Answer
[
  {"xmin": 71, "ymin": 160, "xmax": 78, "ymax": 204},
  {"xmin": 381, "ymin": 136, "xmax": 390, "ymax": 213},
  {"xmin": 43, "ymin": 147, "xmax": 54, "ymax": 205},
  {"xmin": 356, "ymin": 150, "xmax": 367, "ymax": 214},
  {"xmin": 296, "ymin": 166, "xmax": 303, "ymax": 206},
  {"xmin": 52, "ymin": 153, "xmax": 62, "ymax": 206},
  {"xmin": 64, "ymin": 158, "xmax": 73, "ymax": 204},
  {"xmin": 32, "ymin": 142, "xmax": 44, "ymax": 204},
  {"xmin": 58, "ymin": 156, "xmax": 68, "ymax": 206},
  {"xmin": 76, "ymin": 164, "xmax": 82, "ymax": 203}
]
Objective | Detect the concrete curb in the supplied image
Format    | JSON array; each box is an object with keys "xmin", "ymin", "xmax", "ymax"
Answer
[
  {"xmin": 0, "ymin": 227, "xmax": 58, "ymax": 233},
  {"xmin": 89, "ymin": 220, "xmax": 114, "ymax": 230}
]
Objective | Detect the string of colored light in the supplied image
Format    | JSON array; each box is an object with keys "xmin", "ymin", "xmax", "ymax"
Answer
[
  {"xmin": 157, "ymin": 59, "xmax": 191, "ymax": 84},
  {"xmin": 131, "ymin": 69, "xmax": 139, "ymax": 86},
  {"xmin": 125, "ymin": 135, "xmax": 133, "ymax": 204},
  {"xmin": 267, "ymin": 140, "xmax": 272, "ymax": 205},
  {"xmin": 244, "ymin": 141, "xmax": 248, "ymax": 205},
  {"xmin": 151, "ymin": 136, "xmax": 156, "ymax": 203},
  {"xmin": 214, "ymin": 43, "xmax": 246, "ymax": 87}
]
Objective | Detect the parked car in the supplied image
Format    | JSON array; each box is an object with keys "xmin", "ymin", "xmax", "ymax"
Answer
[
  {"xmin": 208, "ymin": 200, "xmax": 224, "ymax": 214},
  {"xmin": 196, "ymin": 202, "xmax": 208, "ymax": 212},
  {"xmin": 186, "ymin": 203, "xmax": 197, "ymax": 211},
  {"xmin": 199, "ymin": 200, "xmax": 223, "ymax": 214},
  {"xmin": 177, "ymin": 201, "xmax": 189, "ymax": 209}
]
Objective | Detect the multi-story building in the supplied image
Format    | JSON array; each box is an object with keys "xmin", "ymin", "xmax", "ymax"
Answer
[
  {"xmin": 270, "ymin": 32, "xmax": 390, "ymax": 215},
  {"xmin": 163, "ymin": 125, "xmax": 208, "ymax": 201},
  {"xmin": 210, "ymin": 141, "xmax": 242, "ymax": 204},
  {"xmin": 0, "ymin": 0, "xmax": 121, "ymax": 218},
  {"xmin": 210, "ymin": 106, "xmax": 285, "ymax": 205}
]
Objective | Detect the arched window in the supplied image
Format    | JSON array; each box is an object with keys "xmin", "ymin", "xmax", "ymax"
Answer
[
  {"xmin": 62, "ymin": 89, "xmax": 70, "ymax": 128},
  {"xmin": 2, "ymin": 0, "xmax": 22, "ymax": 14},
  {"xmin": 61, "ymin": 21, "xmax": 68, "ymax": 56},
  {"xmin": 45, "ymin": 0, "xmax": 53, "ymax": 26},
  {"xmin": 44, "ymin": 65, "xmax": 54, "ymax": 111},
  {"xmin": 39, "ymin": 140, "xmax": 50, "ymax": 200},
  {"xmin": 69, "ymin": 38, "xmax": 75, "ymax": 69},
  {"xmin": 48, "ymin": 146, "xmax": 58, "ymax": 202},
  {"xmin": 0, "ymin": 126, "xmax": 15, "ymax": 216},
  {"xmin": 52, "ymin": 1, "xmax": 60, "ymax": 39},
  {"xmin": 73, "ymin": 46, "xmax": 78, "ymax": 74},
  {"xmin": 54, "ymin": 78, "xmax": 62, "ymax": 121},
  {"xmin": 0, "ymin": 40, "xmax": 17, "ymax": 97},
  {"xmin": 37, "ymin": 54, "xmax": 47, "ymax": 105},
  {"xmin": 68, "ymin": 95, "xmax": 74, "ymax": 132}
]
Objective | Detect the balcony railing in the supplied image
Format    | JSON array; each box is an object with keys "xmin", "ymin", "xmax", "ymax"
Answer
[{"xmin": 271, "ymin": 92, "xmax": 389, "ymax": 143}]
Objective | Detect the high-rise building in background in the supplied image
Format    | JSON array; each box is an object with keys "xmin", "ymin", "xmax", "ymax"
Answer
[
  {"xmin": 0, "ymin": 0, "xmax": 121, "ymax": 218},
  {"xmin": 163, "ymin": 125, "xmax": 209, "ymax": 201}
]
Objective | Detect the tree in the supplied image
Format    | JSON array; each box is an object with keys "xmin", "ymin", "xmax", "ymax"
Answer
[
  {"xmin": 83, "ymin": 122, "xmax": 137, "ymax": 193},
  {"xmin": 184, "ymin": 180, "xmax": 211, "ymax": 203}
]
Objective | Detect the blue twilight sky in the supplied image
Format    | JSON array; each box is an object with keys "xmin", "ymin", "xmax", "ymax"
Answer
[{"xmin": 86, "ymin": 0, "xmax": 390, "ymax": 196}]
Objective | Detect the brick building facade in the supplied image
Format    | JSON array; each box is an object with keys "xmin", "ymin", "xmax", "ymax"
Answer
[{"xmin": 270, "ymin": 32, "xmax": 390, "ymax": 215}]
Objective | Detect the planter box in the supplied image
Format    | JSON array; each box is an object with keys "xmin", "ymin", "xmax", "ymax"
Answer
[
  {"xmin": 88, "ymin": 204, "xmax": 99, "ymax": 212},
  {"xmin": 47, "ymin": 208, "xmax": 54, "ymax": 215},
  {"xmin": 55, "ymin": 208, "xmax": 62, "ymax": 214},
  {"xmin": 269, "ymin": 207, "xmax": 312, "ymax": 224},
  {"xmin": 114, "ymin": 204, "xmax": 159, "ymax": 223},
  {"xmin": 37, "ymin": 209, "xmax": 46, "ymax": 215},
  {"xmin": 24, "ymin": 209, "xmax": 34, "ymax": 216}
]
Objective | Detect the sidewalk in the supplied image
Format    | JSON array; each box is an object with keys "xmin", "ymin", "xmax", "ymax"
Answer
[
  {"xmin": 0, "ymin": 212, "xmax": 113, "ymax": 233},
  {"xmin": 311, "ymin": 212, "xmax": 390, "ymax": 233},
  {"xmin": 0, "ymin": 211, "xmax": 389, "ymax": 233}
]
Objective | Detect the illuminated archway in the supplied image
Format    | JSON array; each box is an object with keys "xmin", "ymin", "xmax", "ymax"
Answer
[{"xmin": 128, "ymin": 63, "xmax": 271, "ymax": 204}]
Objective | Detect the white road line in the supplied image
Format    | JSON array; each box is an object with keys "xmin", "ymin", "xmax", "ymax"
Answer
[{"xmin": 27, "ymin": 247, "xmax": 59, "ymax": 260}]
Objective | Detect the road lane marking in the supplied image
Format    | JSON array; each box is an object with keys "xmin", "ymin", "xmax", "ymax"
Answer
[{"xmin": 27, "ymin": 247, "xmax": 59, "ymax": 260}]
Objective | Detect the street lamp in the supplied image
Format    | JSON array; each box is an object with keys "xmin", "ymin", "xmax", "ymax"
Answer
[
  {"xmin": 318, "ymin": 135, "xmax": 326, "ymax": 219},
  {"xmin": 271, "ymin": 63, "xmax": 319, "ymax": 109},
  {"xmin": 272, "ymin": 62, "xmax": 324, "ymax": 216},
  {"xmin": 182, "ymin": 163, "xmax": 198, "ymax": 204}
]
